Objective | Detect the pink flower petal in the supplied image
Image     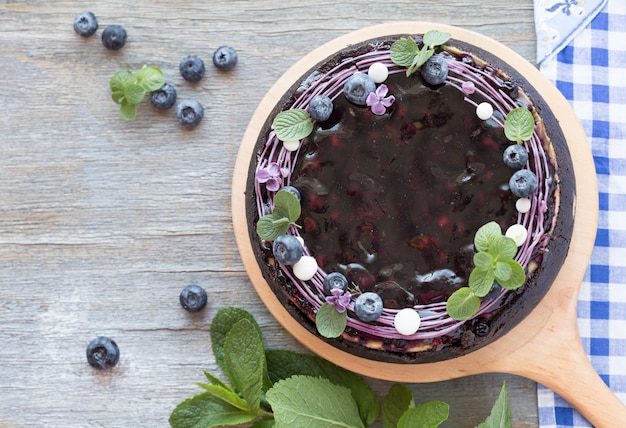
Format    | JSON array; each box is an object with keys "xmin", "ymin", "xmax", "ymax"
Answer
[
  {"xmin": 365, "ymin": 91, "xmax": 378, "ymax": 107},
  {"xmin": 256, "ymin": 169, "xmax": 271, "ymax": 183},
  {"xmin": 266, "ymin": 178, "xmax": 280, "ymax": 192},
  {"xmin": 376, "ymin": 84, "xmax": 389, "ymax": 98},
  {"xmin": 267, "ymin": 162, "xmax": 281, "ymax": 176},
  {"xmin": 381, "ymin": 94, "xmax": 395, "ymax": 108},
  {"xmin": 371, "ymin": 102, "xmax": 386, "ymax": 115}
]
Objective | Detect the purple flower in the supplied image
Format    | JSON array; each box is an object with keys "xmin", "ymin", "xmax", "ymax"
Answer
[
  {"xmin": 366, "ymin": 84, "xmax": 395, "ymax": 115},
  {"xmin": 325, "ymin": 288, "xmax": 351, "ymax": 313},
  {"xmin": 256, "ymin": 162, "xmax": 290, "ymax": 191}
]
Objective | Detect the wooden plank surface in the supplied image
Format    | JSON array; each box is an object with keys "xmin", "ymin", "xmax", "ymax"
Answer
[{"xmin": 0, "ymin": 1, "xmax": 541, "ymax": 427}]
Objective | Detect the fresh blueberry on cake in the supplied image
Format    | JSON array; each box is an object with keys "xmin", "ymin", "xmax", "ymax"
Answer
[{"xmin": 245, "ymin": 30, "xmax": 575, "ymax": 363}]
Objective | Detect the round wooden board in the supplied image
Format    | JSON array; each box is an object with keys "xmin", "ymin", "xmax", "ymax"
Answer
[{"xmin": 232, "ymin": 22, "xmax": 624, "ymax": 424}]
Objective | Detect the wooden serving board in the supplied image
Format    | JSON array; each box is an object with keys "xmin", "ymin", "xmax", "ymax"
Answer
[{"xmin": 232, "ymin": 22, "xmax": 625, "ymax": 426}]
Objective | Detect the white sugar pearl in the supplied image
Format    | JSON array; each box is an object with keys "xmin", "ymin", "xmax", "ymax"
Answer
[
  {"xmin": 516, "ymin": 197, "xmax": 532, "ymax": 213},
  {"xmin": 293, "ymin": 255, "xmax": 318, "ymax": 281},
  {"xmin": 368, "ymin": 62, "xmax": 389, "ymax": 83},
  {"xmin": 283, "ymin": 140, "xmax": 300, "ymax": 151},
  {"xmin": 506, "ymin": 224, "xmax": 528, "ymax": 247},
  {"xmin": 476, "ymin": 102, "xmax": 494, "ymax": 120},
  {"xmin": 394, "ymin": 308, "xmax": 421, "ymax": 336}
]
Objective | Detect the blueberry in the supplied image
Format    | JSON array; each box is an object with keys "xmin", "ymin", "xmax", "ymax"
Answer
[
  {"xmin": 101, "ymin": 25, "xmax": 127, "ymax": 50},
  {"xmin": 421, "ymin": 55, "xmax": 448, "ymax": 85},
  {"xmin": 509, "ymin": 169, "xmax": 538, "ymax": 197},
  {"xmin": 176, "ymin": 99, "xmax": 204, "ymax": 127},
  {"xmin": 343, "ymin": 72, "xmax": 376, "ymax": 106},
  {"xmin": 354, "ymin": 292, "xmax": 383, "ymax": 322},
  {"xmin": 280, "ymin": 185, "xmax": 301, "ymax": 201},
  {"xmin": 179, "ymin": 284, "xmax": 208, "ymax": 312},
  {"xmin": 212, "ymin": 46, "xmax": 238, "ymax": 71},
  {"xmin": 73, "ymin": 11, "xmax": 98, "ymax": 37},
  {"xmin": 503, "ymin": 144, "xmax": 528, "ymax": 169},
  {"xmin": 179, "ymin": 55, "xmax": 205, "ymax": 82},
  {"xmin": 86, "ymin": 336, "xmax": 120, "ymax": 370},
  {"xmin": 272, "ymin": 234, "xmax": 303, "ymax": 265},
  {"xmin": 150, "ymin": 83, "xmax": 177, "ymax": 110},
  {"xmin": 323, "ymin": 272, "xmax": 349, "ymax": 295},
  {"xmin": 308, "ymin": 95, "xmax": 333, "ymax": 122}
]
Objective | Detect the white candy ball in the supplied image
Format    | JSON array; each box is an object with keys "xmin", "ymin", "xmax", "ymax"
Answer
[
  {"xmin": 283, "ymin": 140, "xmax": 300, "ymax": 151},
  {"xmin": 394, "ymin": 308, "xmax": 421, "ymax": 336},
  {"xmin": 368, "ymin": 62, "xmax": 389, "ymax": 83},
  {"xmin": 476, "ymin": 102, "xmax": 494, "ymax": 120},
  {"xmin": 293, "ymin": 255, "xmax": 318, "ymax": 281},
  {"xmin": 506, "ymin": 224, "xmax": 528, "ymax": 247},
  {"xmin": 295, "ymin": 236, "xmax": 305, "ymax": 247},
  {"xmin": 516, "ymin": 197, "xmax": 532, "ymax": 213}
]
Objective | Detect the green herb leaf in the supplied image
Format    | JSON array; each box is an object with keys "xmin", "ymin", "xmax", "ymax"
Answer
[
  {"xmin": 382, "ymin": 384, "xmax": 415, "ymax": 428},
  {"xmin": 272, "ymin": 109, "xmax": 313, "ymax": 142},
  {"xmin": 196, "ymin": 383, "xmax": 251, "ymax": 411},
  {"xmin": 266, "ymin": 375, "xmax": 365, "ymax": 428},
  {"xmin": 168, "ymin": 392, "xmax": 257, "ymax": 428},
  {"xmin": 407, "ymin": 47, "xmax": 434, "ymax": 76},
  {"xmin": 273, "ymin": 189, "xmax": 301, "ymax": 223},
  {"xmin": 124, "ymin": 83, "xmax": 147, "ymax": 105},
  {"xmin": 489, "ymin": 236, "xmax": 518, "ymax": 260},
  {"xmin": 446, "ymin": 287, "xmax": 481, "ymax": 320},
  {"xmin": 119, "ymin": 101, "xmax": 137, "ymax": 121},
  {"xmin": 497, "ymin": 260, "xmax": 526, "ymax": 290},
  {"xmin": 256, "ymin": 213, "xmax": 290, "ymax": 241},
  {"xmin": 203, "ymin": 370, "xmax": 229, "ymax": 389},
  {"xmin": 110, "ymin": 69, "xmax": 134, "ymax": 95},
  {"xmin": 136, "ymin": 65, "xmax": 165, "ymax": 92},
  {"xmin": 494, "ymin": 261, "xmax": 513, "ymax": 281},
  {"xmin": 476, "ymin": 382, "xmax": 512, "ymax": 428},
  {"xmin": 250, "ymin": 419, "xmax": 275, "ymax": 428},
  {"xmin": 473, "ymin": 251, "xmax": 494, "ymax": 270},
  {"xmin": 474, "ymin": 221, "xmax": 502, "ymax": 252},
  {"xmin": 504, "ymin": 107, "xmax": 535, "ymax": 143},
  {"xmin": 265, "ymin": 350, "xmax": 379, "ymax": 426},
  {"xmin": 423, "ymin": 30, "xmax": 452, "ymax": 48},
  {"xmin": 397, "ymin": 400, "xmax": 449, "ymax": 428},
  {"xmin": 223, "ymin": 319, "xmax": 266, "ymax": 413},
  {"xmin": 315, "ymin": 303, "xmax": 347, "ymax": 338},
  {"xmin": 469, "ymin": 268, "xmax": 496, "ymax": 297},
  {"xmin": 390, "ymin": 38, "xmax": 419, "ymax": 67}
]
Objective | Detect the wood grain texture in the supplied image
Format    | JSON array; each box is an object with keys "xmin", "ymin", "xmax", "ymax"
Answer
[{"xmin": 0, "ymin": 1, "xmax": 540, "ymax": 427}]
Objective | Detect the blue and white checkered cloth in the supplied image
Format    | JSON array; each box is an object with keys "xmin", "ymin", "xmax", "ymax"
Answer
[{"xmin": 535, "ymin": 0, "xmax": 626, "ymax": 426}]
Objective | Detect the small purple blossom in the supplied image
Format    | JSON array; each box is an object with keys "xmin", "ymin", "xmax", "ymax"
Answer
[
  {"xmin": 325, "ymin": 288, "xmax": 351, "ymax": 313},
  {"xmin": 366, "ymin": 84, "xmax": 395, "ymax": 115},
  {"xmin": 256, "ymin": 162, "xmax": 290, "ymax": 191}
]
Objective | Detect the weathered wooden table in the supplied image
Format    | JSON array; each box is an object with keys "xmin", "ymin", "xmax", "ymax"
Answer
[{"xmin": 0, "ymin": 1, "xmax": 542, "ymax": 426}]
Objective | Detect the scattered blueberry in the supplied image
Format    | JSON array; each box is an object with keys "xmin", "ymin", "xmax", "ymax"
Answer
[
  {"xmin": 343, "ymin": 72, "xmax": 376, "ymax": 106},
  {"xmin": 272, "ymin": 234, "xmax": 303, "ymax": 265},
  {"xmin": 150, "ymin": 83, "xmax": 177, "ymax": 110},
  {"xmin": 503, "ymin": 144, "xmax": 529, "ymax": 169},
  {"xmin": 323, "ymin": 272, "xmax": 349, "ymax": 295},
  {"xmin": 179, "ymin": 284, "xmax": 208, "ymax": 312},
  {"xmin": 176, "ymin": 99, "xmax": 204, "ymax": 127},
  {"xmin": 101, "ymin": 25, "xmax": 127, "ymax": 50},
  {"xmin": 280, "ymin": 185, "xmax": 301, "ymax": 201},
  {"xmin": 421, "ymin": 55, "xmax": 448, "ymax": 85},
  {"xmin": 86, "ymin": 336, "xmax": 120, "ymax": 370},
  {"xmin": 73, "ymin": 11, "xmax": 98, "ymax": 37},
  {"xmin": 179, "ymin": 55, "xmax": 206, "ymax": 82},
  {"xmin": 354, "ymin": 292, "xmax": 383, "ymax": 322},
  {"xmin": 212, "ymin": 46, "xmax": 238, "ymax": 71},
  {"xmin": 308, "ymin": 95, "xmax": 333, "ymax": 122},
  {"xmin": 509, "ymin": 169, "xmax": 538, "ymax": 197}
]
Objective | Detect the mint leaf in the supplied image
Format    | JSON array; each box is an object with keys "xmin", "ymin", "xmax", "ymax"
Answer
[
  {"xmin": 489, "ymin": 236, "xmax": 518, "ymax": 261},
  {"xmin": 382, "ymin": 384, "xmax": 414, "ymax": 428},
  {"xmin": 494, "ymin": 261, "xmax": 512, "ymax": 281},
  {"xmin": 407, "ymin": 47, "xmax": 434, "ymax": 76},
  {"xmin": 397, "ymin": 400, "xmax": 449, "ymax": 428},
  {"xmin": 251, "ymin": 419, "xmax": 275, "ymax": 428},
  {"xmin": 497, "ymin": 260, "xmax": 525, "ymax": 290},
  {"xmin": 110, "ymin": 69, "xmax": 134, "ymax": 96},
  {"xmin": 315, "ymin": 303, "xmax": 347, "ymax": 338},
  {"xmin": 136, "ymin": 65, "xmax": 165, "ymax": 92},
  {"xmin": 256, "ymin": 213, "xmax": 291, "ymax": 241},
  {"xmin": 390, "ymin": 38, "xmax": 419, "ymax": 67},
  {"xmin": 468, "ymin": 268, "xmax": 496, "ymax": 297},
  {"xmin": 196, "ymin": 383, "xmax": 250, "ymax": 411},
  {"xmin": 504, "ymin": 107, "xmax": 535, "ymax": 143},
  {"xmin": 272, "ymin": 109, "xmax": 313, "ymax": 142},
  {"xmin": 266, "ymin": 375, "xmax": 365, "ymax": 428},
  {"xmin": 203, "ymin": 370, "xmax": 229, "ymax": 389},
  {"xmin": 119, "ymin": 101, "xmax": 137, "ymax": 121},
  {"xmin": 273, "ymin": 189, "xmax": 301, "ymax": 223},
  {"xmin": 124, "ymin": 83, "xmax": 147, "ymax": 105},
  {"xmin": 474, "ymin": 222, "xmax": 502, "ymax": 252},
  {"xmin": 265, "ymin": 350, "xmax": 379, "ymax": 426},
  {"xmin": 169, "ymin": 392, "xmax": 257, "ymax": 428},
  {"xmin": 223, "ymin": 319, "xmax": 266, "ymax": 412},
  {"xmin": 476, "ymin": 382, "xmax": 512, "ymax": 428},
  {"xmin": 473, "ymin": 251, "xmax": 493, "ymax": 270},
  {"xmin": 423, "ymin": 30, "xmax": 451, "ymax": 48},
  {"xmin": 446, "ymin": 287, "xmax": 481, "ymax": 320}
]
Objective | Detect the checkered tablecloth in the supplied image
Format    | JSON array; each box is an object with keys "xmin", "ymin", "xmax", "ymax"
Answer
[{"xmin": 534, "ymin": 0, "xmax": 626, "ymax": 426}]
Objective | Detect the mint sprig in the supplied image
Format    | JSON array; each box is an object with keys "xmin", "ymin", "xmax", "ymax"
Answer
[
  {"xmin": 256, "ymin": 189, "xmax": 301, "ymax": 241},
  {"xmin": 447, "ymin": 221, "xmax": 526, "ymax": 321},
  {"xmin": 272, "ymin": 109, "xmax": 313, "ymax": 142},
  {"xmin": 110, "ymin": 65, "xmax": 165, "ymax": 120},
  {"xmin": 390, "ymin": 30, "xmax": 451, "ymax": 77}
]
